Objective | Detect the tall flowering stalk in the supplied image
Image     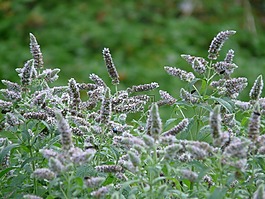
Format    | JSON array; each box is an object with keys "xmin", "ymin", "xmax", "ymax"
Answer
[
  {"xmin": 146, "ymin": 103, "xmax": 162, "ymax": 140},
  {"xmin": 249, "ymin": 75, "xmax": 263, "ymax": 101},
  {"xmin": 248, "ymin": 104, "xmax": 261, "ymax": 142},
  {"xmin": 98, "ymin": 88, "xmax": 112, "ymax": 124},
  {"xmin": 30, "ymin": 33, "xmax": 44, "ymax": 69},
  {"xmin": 209, "ymin": 105, "xmax": 222, "ymax": 145},
  {"xmin": 208, "ymin": 30, "xmax": 236, "ymax": 60},
  {"xmin": 55, "ymin": 110, "xmax": 73, "ymax": 151},
  {"xmin": 102, "ymin": 48, "xmax": 119, "ymax": 85}
]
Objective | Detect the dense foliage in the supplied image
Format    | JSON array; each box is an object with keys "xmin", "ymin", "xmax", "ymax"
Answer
[{"xmin": 0, "ymin": 30, "xmax": 265, "ymax": 198}]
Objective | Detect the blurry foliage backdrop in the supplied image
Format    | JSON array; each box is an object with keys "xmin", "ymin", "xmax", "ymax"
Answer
[{"xmin": 1, "ymin": 0, "xmax": 265, "ymax": 102}]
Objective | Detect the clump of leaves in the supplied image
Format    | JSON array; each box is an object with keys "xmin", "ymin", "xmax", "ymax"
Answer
[{"xmin": 0, "ymin": 30, "xmax": 265, "ymax": 199}]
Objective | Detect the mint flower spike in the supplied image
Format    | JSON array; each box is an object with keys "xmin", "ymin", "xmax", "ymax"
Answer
[
  {"xmin": 249, "ymin": 75, "xmax": 263, "ymax": 101},
  {"xmin": 102, "ymin": 47, "xmax": 119, "ymax": 85},
  {"xmin": 29, "ymin": 33, "xmax": 44, "ymax": 69},
  {"xmin": 164, "ymin": 66, "xmax": 195, "ymax": 82},
  {"xmin": 208, "ymin": 30, "xmax": 236, "ymax": 60},
  {"xmin": 224, "ymin": 49, "xmax": 235, "ymax": 63},
  {"xmin": 146, "ymin": 103, "xmax": 162, "ymax": 140},
  {"xmin": 98, "ymin": 88, "xmax": 112, "ymax": 124},
  {"xmin": 253, "ymin": 184, "xmax": 265, "ymax": 199},
  {"xmin": 248, "ymin": 103, "xmax": 261, "ymax": 142},
  {"xmin": 181, "ymin": 54, "xmax": 207, "ymax": 74},
  {"xmin": 209, "ymin": 105, "xmax": 222, "ymax": 140},
  {"xmin": 18, "ymin": 59, "xmax": 34, "ymax": 86},
  {"xmin": 55, "ymin": 110, "xmax": 73, "ymax": 151}
]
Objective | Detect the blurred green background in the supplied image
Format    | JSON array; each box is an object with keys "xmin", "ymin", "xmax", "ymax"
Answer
[{"xmin": 1, "ymin": 0, "xmax": 265, "ymax": 102}]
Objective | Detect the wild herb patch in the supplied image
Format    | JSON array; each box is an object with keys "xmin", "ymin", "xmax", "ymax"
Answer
[{"xmin": 0, "ymin": 31, "xmax": 264, "ymax": 199}]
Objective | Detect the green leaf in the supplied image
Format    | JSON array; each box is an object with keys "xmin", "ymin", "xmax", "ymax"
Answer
[
  {"xmin": 208, "ymin": 187, "xmax": 228, "ymax": 199},
  {"xmin": 0, "ymin": 144, "xmax": 19, "ymax": 164},
  {"xmin": 0, "ymin": 167, "xmax": 17, "ymax": 178},
  {"xmin": 210, "ymin": 96, "xmax": 233, "ymax": 113},
  {"xmin": 20, "ymin": 156, "xmax": 40, "ymax": 168}
]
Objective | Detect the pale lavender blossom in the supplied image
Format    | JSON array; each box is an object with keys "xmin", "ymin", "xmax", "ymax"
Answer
[
  {"xmin": 18, "ymin": 59, "xmax": 34, "ymax": 86},
  {"xmin": 68, "ymin": 78, "xmax": 81, "ymax": 111},
  {"xmin": 180, "ymin": 88, "xmax": 199, "ymax": 104},
  {"xmin": 40, "ymin": 149, "xmax": 58, "ymax": 159},
  {"xmin": 30, "ymin": 33, "xmax": 43, "ymax": 68},
  {"xmin": 0, "ymin": 89, "xmax": 22, "ymax": 102},
  {"xmin": 181, "ymin": 169, "xmax": 198, "ymax": 182},
  {"xmin": 209, "ymin": 105, "xmax": 222, "ymax": 141},
  {"xmin": 89, "ymin": 73, "xmax": 107, "ymax": 88},
  {"xmin": 95, "ymin": 165, "xmax": 123, "ymax": 173},
  {"xmin": 181, "ymin": 54, "xmax": 207, "ymax": 74},
  {"xmin": 102, "ymin": 47, "xmax": 119, "ymax": 85},
  {"xmin": 128, "ymin": 151, "xmax": 141, "ymax": 167},
  {"xmin": 162, "ymin": 118, "xmax": 189, "ymax": 136},
  {"xmin": 158, "ymin": 90, "xmax": 176, "ymax": 106},
  {"xmin": 224, "ymin": 49, "xmax": 235, "ymax": 63},
  {"xmin": 0, "ymin": 99, "xmax": 12, "ymax": 111},
  {"xmin": 91, "ymin": 185, "xmax": 112, "ymax": 198},
  {"xmin": 84, "ymin": 177, "xmax": 105, "ymax": 188},
  {"xmin": 77, "ymin": 83, "xmax": 98, "ymax": 91},
  {"xmin": 213, "ymin": 61, "xmax": 238, "ymax": 76},
  {"xmin": 208, "ymin": 30, "xmax": 236, "ymax": 60},
  {"xmin": 164, "ymin": 66, "xmax": 195, "ymax": 82},
  {"xmin": 55, "ymin": 111, "xmax": 73, "ymax": 151},
  {"xmin": 127, "ymin": 82, "xmax": 159, "ymax": 93},
  {"xmin": 98, "ymin": 88, "xmax": 112, "ymax": 124},
  {"xmin": 203, "ymin": 175, "xmax": 214, "ymax": 188},
  {"xmin": 249, "ymin": 75, "xmax": 263, "ymax": 101},
  {"xmin": 23, "ymin": 112, "xmax": 48, "ymax": 121},
  {"xmin": 248, "ymin": 105, "xmax": 261, "ymax": 141},
  {"xmin": 33, "ymin": 168, "xmax": 55, "ymax": 180},
  {"xmin": 69, "ymin": 147, "xmax": 95, "ymax": 164},
  {"xmin": 142, "ymin": 134, "xmax": 155, "ymax": 147},
  {"xmin": 1, "ymin": 80, "xmax": 21, "ymax": 93},
  {"xmin": 146, "ymin": 103, "xmax": 162, "ymax": 139},
  {"xmin": 37, "ymin": 68, "xmax": 60, "ymax": 83},
  {"xmin": 49, "ymin": 157, "xmax": 64, "ymax": 173}
]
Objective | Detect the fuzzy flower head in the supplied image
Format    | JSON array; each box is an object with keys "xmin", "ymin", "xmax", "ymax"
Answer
[
  {"xmin": 102, "ymin": 47, "xmax": 119, "ymax": 85},
  {"xmin": 158, "ymin": 90, "xmax": 176, "ymax": 106},
  {"xmin": 55, "ymin": 110, "xmax": 73, "ymax": 151},
  {"xmin": 181, "ymin": 54, "xmax": 207, "ymax": 74},
  {"xmin": 98, "ymin": 88, "xmax": 112, "ymax": 124},
  {"xmin": 180, "ymin": 88, "xmax": 199, "ymax": 104},
  {"xmin": 164, "ymin": 66, "xmax": 195, "ymax": 82},
  {"xmin": 248, "ymin": 104, "xmax": 261, "ymax": 141},
  {"xmin": 33, "ymin": 168, "xmax": 55, "ymax": 180},
  {"xmin": 68, "ymin": 78, "xmax": 81, "ymax": 111},
  {"xmin": 18, "ymin": 59, "xmax": 34, "ymax": 86},
  {"xmin": 224, "ymin": 49, "xmax": 235, "ymax": 63},
  {"xmin": 162, "ymin": 118, "xmax": 189, "ymax": 136},
  {"xmin": 210, "ymin": 105, "xmax": 222, "ymax": 141},
  {"xmin": 208, "ymin": 30, "xmax": 236, "ymax": 60},
  {"xmin": 146, "ymin": 103, "xmax": 162, "ymax": 140},
  {"xmin": 250, "ymin": 75, "xmax": 263, "ymax": 101},
  {"xmin": 127, "ymin": 82, "xmax": 159, "ymax": 93},
  {"xmin": 30, "ymin": 33, "xmax": 44, "ymax": 69}
]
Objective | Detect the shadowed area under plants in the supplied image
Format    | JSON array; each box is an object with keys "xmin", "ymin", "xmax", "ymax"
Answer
[{"xmin": 0, "ymin": 31, "xmax": 265, "ymax": 198}]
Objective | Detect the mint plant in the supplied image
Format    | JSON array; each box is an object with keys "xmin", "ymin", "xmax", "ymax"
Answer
[{"xmin": 0, "ymin": 30, "xmax": 265, "ymax": 199}]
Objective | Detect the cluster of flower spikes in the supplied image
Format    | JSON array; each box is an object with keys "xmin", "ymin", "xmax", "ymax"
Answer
[{"xmin": 0, "ymin": 33, "xmax": 163, "ymax": 198}]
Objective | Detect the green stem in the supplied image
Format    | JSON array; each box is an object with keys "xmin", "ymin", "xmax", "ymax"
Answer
[{"xmin": 29, "ymin": 143, "xmax": 37, "ymax": 194}]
